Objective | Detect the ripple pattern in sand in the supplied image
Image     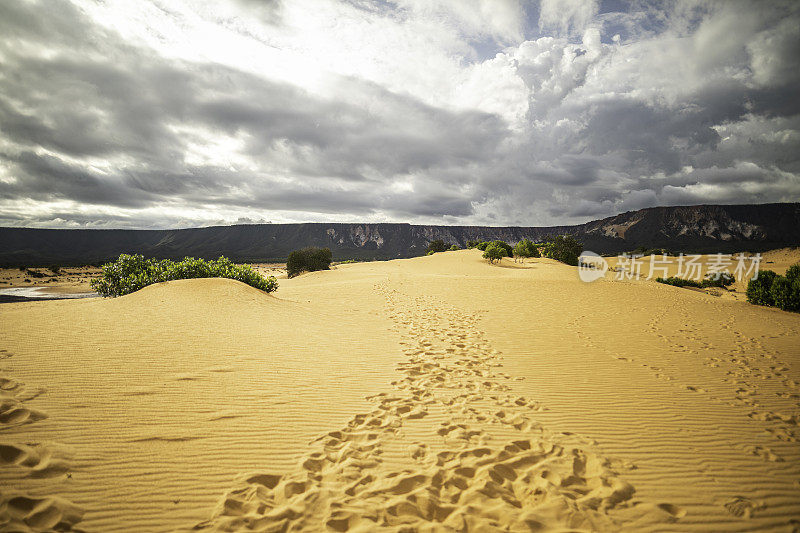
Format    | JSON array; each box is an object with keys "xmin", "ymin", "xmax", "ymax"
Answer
[
  {"xmin": 0, "ymin": 359, "xmax": 83, "ymax": 532},
  {"xmin": 195, "ymin": 285, "xmax": 680, "ymax": 531}
]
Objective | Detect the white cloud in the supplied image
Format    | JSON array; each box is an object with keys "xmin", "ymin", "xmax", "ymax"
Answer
[
  {"xmin": 396, "ymin": 0, "xmax": 525, "ymax": 44},
  {"xmin": 538, "ymin": 0, "xmax": 599, "ymax": 37}
]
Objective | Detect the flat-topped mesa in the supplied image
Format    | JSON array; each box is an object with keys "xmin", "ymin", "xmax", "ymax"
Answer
[{"xmin": 1, "ymin": 203, "xmax": 799, "ymax": 265}]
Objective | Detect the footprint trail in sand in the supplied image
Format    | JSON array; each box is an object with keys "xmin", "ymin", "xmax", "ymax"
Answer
[
  {"xmin": 0, "ymin": 359, "xmax": 84, "ymax": 531},
  {"xmin": 196, "ymin": 284, "xmax": 677, "ymax": 531}
]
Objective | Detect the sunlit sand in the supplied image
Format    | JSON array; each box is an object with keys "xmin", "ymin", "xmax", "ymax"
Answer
[{"xmin": 1, "ymin": 249, "xmax": 799, "ymax": 531}]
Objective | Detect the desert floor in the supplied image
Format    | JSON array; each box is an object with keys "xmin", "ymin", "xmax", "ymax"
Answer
[{"xmin": 0, "ymin": 249, "xmax": 799, "ymax": 532}]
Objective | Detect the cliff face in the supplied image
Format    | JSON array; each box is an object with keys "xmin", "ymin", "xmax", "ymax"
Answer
[{"xmin": 1, "ymin": 203, "xmax": 798, "ymax": 265}]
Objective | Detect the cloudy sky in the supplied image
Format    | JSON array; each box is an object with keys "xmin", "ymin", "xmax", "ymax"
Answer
[{"xmin": 0, "ymin": 0, "xmax": 798, "ymax": 228}]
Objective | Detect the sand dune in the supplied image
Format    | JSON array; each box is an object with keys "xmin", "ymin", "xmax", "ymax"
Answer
[{"xmin": 1, "ymin": 250, "xmax": 799, "ymax": 531}]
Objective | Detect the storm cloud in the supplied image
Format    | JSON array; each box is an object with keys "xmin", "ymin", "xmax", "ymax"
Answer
[{"xmin": 0, "ymin": 0, "xmax": 798, "ymax": 228}]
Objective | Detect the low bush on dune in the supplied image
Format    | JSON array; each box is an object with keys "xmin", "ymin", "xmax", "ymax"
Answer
[
  {"xmin": 746, "ymin": 270, "xmax": 777, "ymax": 306},
  {"xmin": 426, "ymin": 240, "xmax": 447, "ymax": 255},
  {"xmin": 748, "ymin": 264, "xmax": 800, "ymax": 312},
  {"xmin": 482, "ymin": 244, "xmax": 506, "ymax": 263},
  {"xmin": 448, "ymin": 244, "xmax": 460, "ymax": 251},
  {"xmin": 632, "ymin": 246, "xmax": 671, "ymax": 256},
  {"xmin": 540, "ymin": 235, "xmax": 583, "ymax": 266},
  {"xmin": 286, "ymin": 247, "xmax": 332, "ymax": 278},
  {"xmin": 656, "ymin": 276, "xmax": 703, "ymax": 288},
  {"xmin": 770, "ymin": 276, "xmax": 800, "ymax": 311},
  {"xmin": 702, "ymin": 273, "xmax": 735, "ymax": 288},
  {"xmin": 656, "ymin": 273, "xmax": 735, "ymax": 289},
  {"xmin": 91, "ymin": 254, "xmax": 278, "ymax": 297},
  {"xmin": 476, "ymin": 236, "xmax": 586, "ymax": 267},
  {"xmin": 490, "ymin": 240, "xmax": 513, "ymax": 257},
  {"xmin": 513, "ymin": 239, "xmax": 540, "ymax": 262},
  {"xmin": 479, "ymin": 241, "xmax": 513, "ymax": 262}
]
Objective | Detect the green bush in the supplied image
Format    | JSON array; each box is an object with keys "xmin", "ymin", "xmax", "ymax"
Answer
[
  {"xmin": 633, "ymin": 246, "xmax": 671, "ymax": 256},
  {"xmin": 286, "ymin": 247, "xmax": 332, "ymax": 278},
  {"xmin": 540, "ymin": 235, "xmax": 583, "ymax": 266},
  {"xmin": 745, "ymin": 264, "xmax": 800, "ymax": 312},
  {"xmin": 426, "ymin": 239, "xmax": 447, "ymax": 254},
  {"xmin": 91, "ymin": 254, "xmax": 278, "ymax": 297},
  {"xmin": 448, "ymin": 244, "xmax": 460, "ymax": 251},
  {"xmin": 483, "ymin": 244, "xmax": 505, "ymax": 264},
  {"xmin": 746, "ymin": 270, "xmax": 777, "ymax": 306},
  {"xmin": 466, "ymin": 240, "xmax": 481, "ymax": 248},
  {"xmin": 770, "ymin": 276, "xmax": 800, "ymax": 312},
  {"xmin": 786, "ymin": 264, "xmax": 800, "ymax": 283},
  {"xmin": 656, "ymin": 276, "xmax": 703, "ymax": 288},
  {"xmin": 489, "ymin": 241, "xmax": 513, "ymax": 257},
  {"xmin": 513, "ymin": 239, "xmax": 540, "ymax": 261},
  {"xmin": 702, "ymin": 272, "xmax": 735, "ymax": 288},
  {"xmin": 656, "ymin": 273, "xmax": 735, "ymax": 289},
  {"xmin": 474, "ymin": 240, "xmax": 513, "ymax": 255}
]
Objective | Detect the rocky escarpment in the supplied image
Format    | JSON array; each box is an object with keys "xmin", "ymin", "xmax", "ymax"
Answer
[{"xmin": 0, "ymin": 203, "xmax": 798, "ymax": 265}]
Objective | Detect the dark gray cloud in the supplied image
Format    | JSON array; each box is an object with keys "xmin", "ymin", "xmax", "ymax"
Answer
[{"xmin": 0, "ymin": 0, "xmax": 798, "ymax": 228}]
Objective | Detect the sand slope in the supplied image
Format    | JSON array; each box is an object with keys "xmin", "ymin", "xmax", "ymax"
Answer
[{"xmin": 1, "ymin": 250, "xmax": 799, "ymax": 531}]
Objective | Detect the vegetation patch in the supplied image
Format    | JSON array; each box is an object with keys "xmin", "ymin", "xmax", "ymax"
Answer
[
  {"xmin": 631, "ymin": 246, "xmax": 672, "ymax": 256},
  {"xmin": 287, "ymin": 247, "xmax": 333, "ymax": 278},
  {"xmin": 655, "ymin": 276, "xmax": 702, "ymax": 288},
  {"xmin": 426, "ymin": 240, "xmax": 447, "ymax": 255},
  {"xmin": 91, "ymin": 254, "xmax": 278, "ymax": 297},
  {"xmin": 656, "ymin": 273, "xmax": 734, "ymax": 289},
  {"xmin": 477, "ymin": 236, "xmax": 583, "ymax": 266},
  {"xmin": 747, "ymin": 264, "xmax": 800, "ymax": 312},
  {"xmin": 482, "ymin": 244, "xmax": 506, "ymax": 263},
  {"xmin": 540, "ymin": 235, "xmax": 583, "ymax": 266},
  {"xmin": 513, "ymin": 239, "xmax": 540, "ymax": 262}
]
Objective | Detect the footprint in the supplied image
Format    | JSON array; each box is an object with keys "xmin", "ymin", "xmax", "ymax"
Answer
[
  {"xmin": 724, "ymin": 496, "xmax": 763, "ymax": 519},
  {"xmin": 0, "ymin": 399, "xmax": 48, "ymax": 426},
  {"xmin": 765, "ymin": 427, "xmax": 796, "ymax": 442},
  {"xmin": 0, "ymin": 494, "xmax": 84, "ymax": 531},
  {"xmin": 747, "ymin": 445, "xmax": 784, "ymax": 462},
  {"xmin": 656, "ymin": 503, "xmax": 687, "ymax": 518},
  {"xmin": 0, "ymin": 442, "xmax": 71, "ymax": 478},
  {"xmin": 685, "ymin": 386, "xmax": 707, "ymax": 393}
]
